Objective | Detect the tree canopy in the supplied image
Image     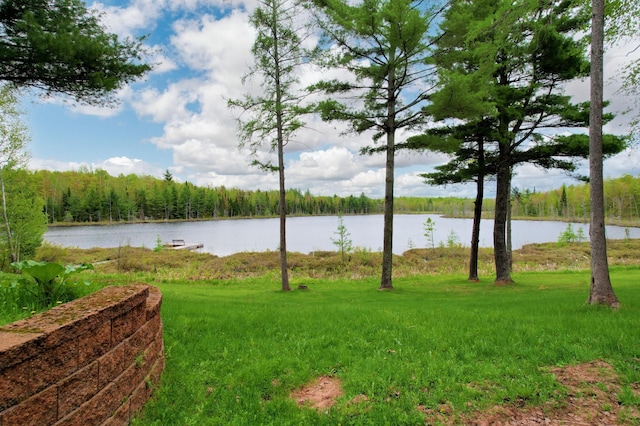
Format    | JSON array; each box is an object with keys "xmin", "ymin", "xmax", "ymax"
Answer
[
  {"xmin": 416, "ymin": 0, "xmax": 627, "ymax": 284},
  {"xmin": 311, "ymin": 0, "xmax": 443, "ymax": 289},
  {"xmin": 0, "ymin": 85, "xmax": 45, "ymax": 266},
  {"xmin": 0, "ymin": 0, "xmax": 150, "ymax": 104}
]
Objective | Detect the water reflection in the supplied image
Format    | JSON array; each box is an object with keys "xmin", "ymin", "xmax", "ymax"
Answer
[{"xmin": 44, "ymin": 214, "xmax": 640, "ymax": 257}]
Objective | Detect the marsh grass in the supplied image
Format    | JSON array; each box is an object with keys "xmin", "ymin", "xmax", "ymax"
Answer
[
  {"xmin": 131, "ymin": 268, "xmax": 640, "ymax": 425},
  {"xmin": 34, "ymin": 239, "xmax": 640, "ymax": 283}
]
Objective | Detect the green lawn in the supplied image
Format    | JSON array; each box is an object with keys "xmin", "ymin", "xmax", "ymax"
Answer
[{"xmin": 133, "ymin": 267, "xmax": 640, "ymax": 425}]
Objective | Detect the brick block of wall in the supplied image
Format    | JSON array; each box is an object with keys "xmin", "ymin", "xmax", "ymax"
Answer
[{"xmin": 0, "ymin": 284, "xmax": 164, "ymax": 426}]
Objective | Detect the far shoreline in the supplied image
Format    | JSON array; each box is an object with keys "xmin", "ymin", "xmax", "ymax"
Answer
[{"xmin": 46, "ymin": 212, "xmax": 640, "ymax": 229}]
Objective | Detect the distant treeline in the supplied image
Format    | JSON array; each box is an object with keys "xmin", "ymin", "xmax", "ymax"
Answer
[
  {"xmin": 511, "ymin": 174, "xmax": 640, "ymax": 223},
  {"xmin": 34, "ymin": 169, "xmax": 640, "ymax": 224},
  {"xmin": 35, "ymin": 169, "xmax": 470, "ymax": 223}
]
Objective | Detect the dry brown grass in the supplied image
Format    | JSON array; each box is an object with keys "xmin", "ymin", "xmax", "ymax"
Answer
[{"xmin": 34, "ymin": 239, "xmax": 640, "ymax": 282}]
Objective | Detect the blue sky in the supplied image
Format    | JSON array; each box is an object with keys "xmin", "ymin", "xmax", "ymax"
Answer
[{"xmin": 21, "ymin": 0, "xmax": 640, "ymax": 198}]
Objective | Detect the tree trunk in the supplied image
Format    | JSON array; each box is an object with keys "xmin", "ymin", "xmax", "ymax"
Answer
[
  {"xmin": 274, "ymin": 20, "xmax": 290, "ymax": 292},
  {"xmin": 278, "ymin": 149, "xmax": 290, "ymax": 291},
  {"xmin": 493, "ymin": 146, "xmax": 513, "ymax": 284},
  {"xmin": 380, "ymin": 131, "xmax": 395, "ymax": 290},
  {"xmin": 507, "ymin": 187, "xmax": 512, "ymax": 274},
  {"xmin": 0, "ymin": 171, "xmax": 16, "ymax": 263},
  {"xmin": 380, "ymin": 56, "xmax": 396, "ymax": 291},
  {"xmin": 587, "ymin": 0, "xmax": 618, "ymax": 307},
  {"xmin": 468, "ymin": 139, "xmax": 484, "ymax": 282}
]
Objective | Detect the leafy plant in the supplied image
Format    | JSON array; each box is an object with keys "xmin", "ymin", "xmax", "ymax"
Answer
[{"xmin": 11, "ymin": 260, "xmax": 94, "ymax": 306}]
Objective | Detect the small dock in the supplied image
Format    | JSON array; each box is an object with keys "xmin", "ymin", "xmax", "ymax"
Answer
[{"xmin": 164, "ymin": 239, "xmax": 204, "ymax": 251}]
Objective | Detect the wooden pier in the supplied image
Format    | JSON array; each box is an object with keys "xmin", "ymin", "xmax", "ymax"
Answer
[{"xmin": 164, "ymin": 239, "xmax": 204, "ymax": 251}]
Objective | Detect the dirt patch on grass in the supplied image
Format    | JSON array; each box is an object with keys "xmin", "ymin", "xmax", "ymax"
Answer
[
  {"xmin": 426, "ymin": 360, "xmax": 640, "ymax": 425},
  {"xmin": 290, "ymin": 376, "xmax": 343, "ymax": 410}
]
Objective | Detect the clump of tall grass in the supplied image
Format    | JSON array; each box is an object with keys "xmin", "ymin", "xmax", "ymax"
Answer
[{"xmin": 0, "ymin": 264, "xmax": 101, "ymax": 326}]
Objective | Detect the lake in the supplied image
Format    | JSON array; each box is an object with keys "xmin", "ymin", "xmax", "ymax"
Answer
[{"xmin": 43, "ymin": 215, "xmax": 640, "ymax": 257}]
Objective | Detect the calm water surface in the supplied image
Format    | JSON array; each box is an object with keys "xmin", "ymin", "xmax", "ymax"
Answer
[{"xmin": 44, "ymin": 214, "xmax": 640, "ymax": 257}]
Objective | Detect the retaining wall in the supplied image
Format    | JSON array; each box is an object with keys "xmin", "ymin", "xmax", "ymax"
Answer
[{"xmin": 0, "ymin": 284, "xmax": 164, "ymax": 426}]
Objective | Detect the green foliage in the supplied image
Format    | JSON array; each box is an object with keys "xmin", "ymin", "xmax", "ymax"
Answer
[
  {"xmin": 311, "ymin": 0, "xmax": 437, "ymax": 139},
  {"xmin": 510, "ymin": 174, "xmax": 640, "ymax": 225},
  {"xmin": 0, "ymin": 168, "xmax": 48, "ymax": 267},
  {"xmin": 0, "ymin": 85, "xmax": 30, "ymax": 169},
  {"xmin": 11, "ymin": 260, "xmax": 94, "ymax": 306},
  {"xmin": 557, "ymin": 223, "xmax": 578, "ymax": 245},
  {"xmin": 36, "ymin": 169, "xmax": 389, "ymax": 223},
  {"xmin": 1, "ymin": 260, "xmax": 97, "ymax": 324},
  {"xmin": 31, "ymin": 170, "xmax": 640, "ymax": 226},
  {"xmin": 0, "ymin": 87, "xmax": 47, "ymax": 266},
  {"xmin": 557, "ymin": 223, "xmax": 588, "ymax": 246},
  {"xmin": 423, "ymin": 217, "xmax": 436, "ymax": 249},
  {"xmin": 0, "ymin": 0, "xmax": 151, "ymax": 104},
  {"xmin": 153, "ymin": 235, "xmax": 164, "ymax": 252},
  {"xmin": 330, "ymin": 214, "xmax": 352, "ymax": 262},
  {"xmin": 227, "ymin": 0, "xmax": 312, "ymax": 162},
  {"xmin": 446, "ymin": 229, "xmax": 461, "ymax": 248},
  {"xmin": 228, "ymin": 0, "xmax": 315, "ymax": 291},
  {"xmin": 423, "ymin": 0, "xmax": 624, "ymax": 283},
  {"xmin": 311, "ymin": 0, "xmax": 444, "ymax": 288}
]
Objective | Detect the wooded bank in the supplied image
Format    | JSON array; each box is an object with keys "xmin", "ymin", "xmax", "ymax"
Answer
[{"xmin": 34, "ymin": 169, "xmax": 640, "ymax": 225}]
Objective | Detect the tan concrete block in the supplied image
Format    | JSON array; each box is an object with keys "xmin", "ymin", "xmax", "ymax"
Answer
[
  {"xmin": 131, "ymin": 302, "xmax": 147, "ymax": 334},
  {"xmin": 0, "ymin": 331, "xmax": 42, "ymax": 370},
  {"xmin": 114, "ymin": 362, "xmax": 144, "ymax": 398},
  {"xmin": 129, "ymin": 380, "xmax": 149, "ymax": 419},
  {"xmin": 124, "ymin": 314, "xmax": 160, "ymax": 367}
]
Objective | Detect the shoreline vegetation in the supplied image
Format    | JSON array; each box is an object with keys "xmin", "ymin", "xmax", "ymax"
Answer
[
  {"xmin": 32, "ymin": 238, "xmax": 640, "ymax": 279},
  {"xmin": 35, "ymin": 169, "xmax": 640, "ymax": 226}
]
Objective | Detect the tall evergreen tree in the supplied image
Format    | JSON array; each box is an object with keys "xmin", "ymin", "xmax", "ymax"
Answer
[
  {"xmin": 311, "ymin": 0, "xmax": 443, "ymax": 290},
  {"xmin": 420, "ymin": 0, "xmax": 626, "ymax": 284},
  {"xmin": 588, "ymin": 0, "xmax": 619, "ymax": 307},
  {"xmin": 228, "ymin": 0, "xmax": 313, "ymax": 291},
  {"xmin": 408, "ymin": 123, "xmax": 496, "ymax": 281}
]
